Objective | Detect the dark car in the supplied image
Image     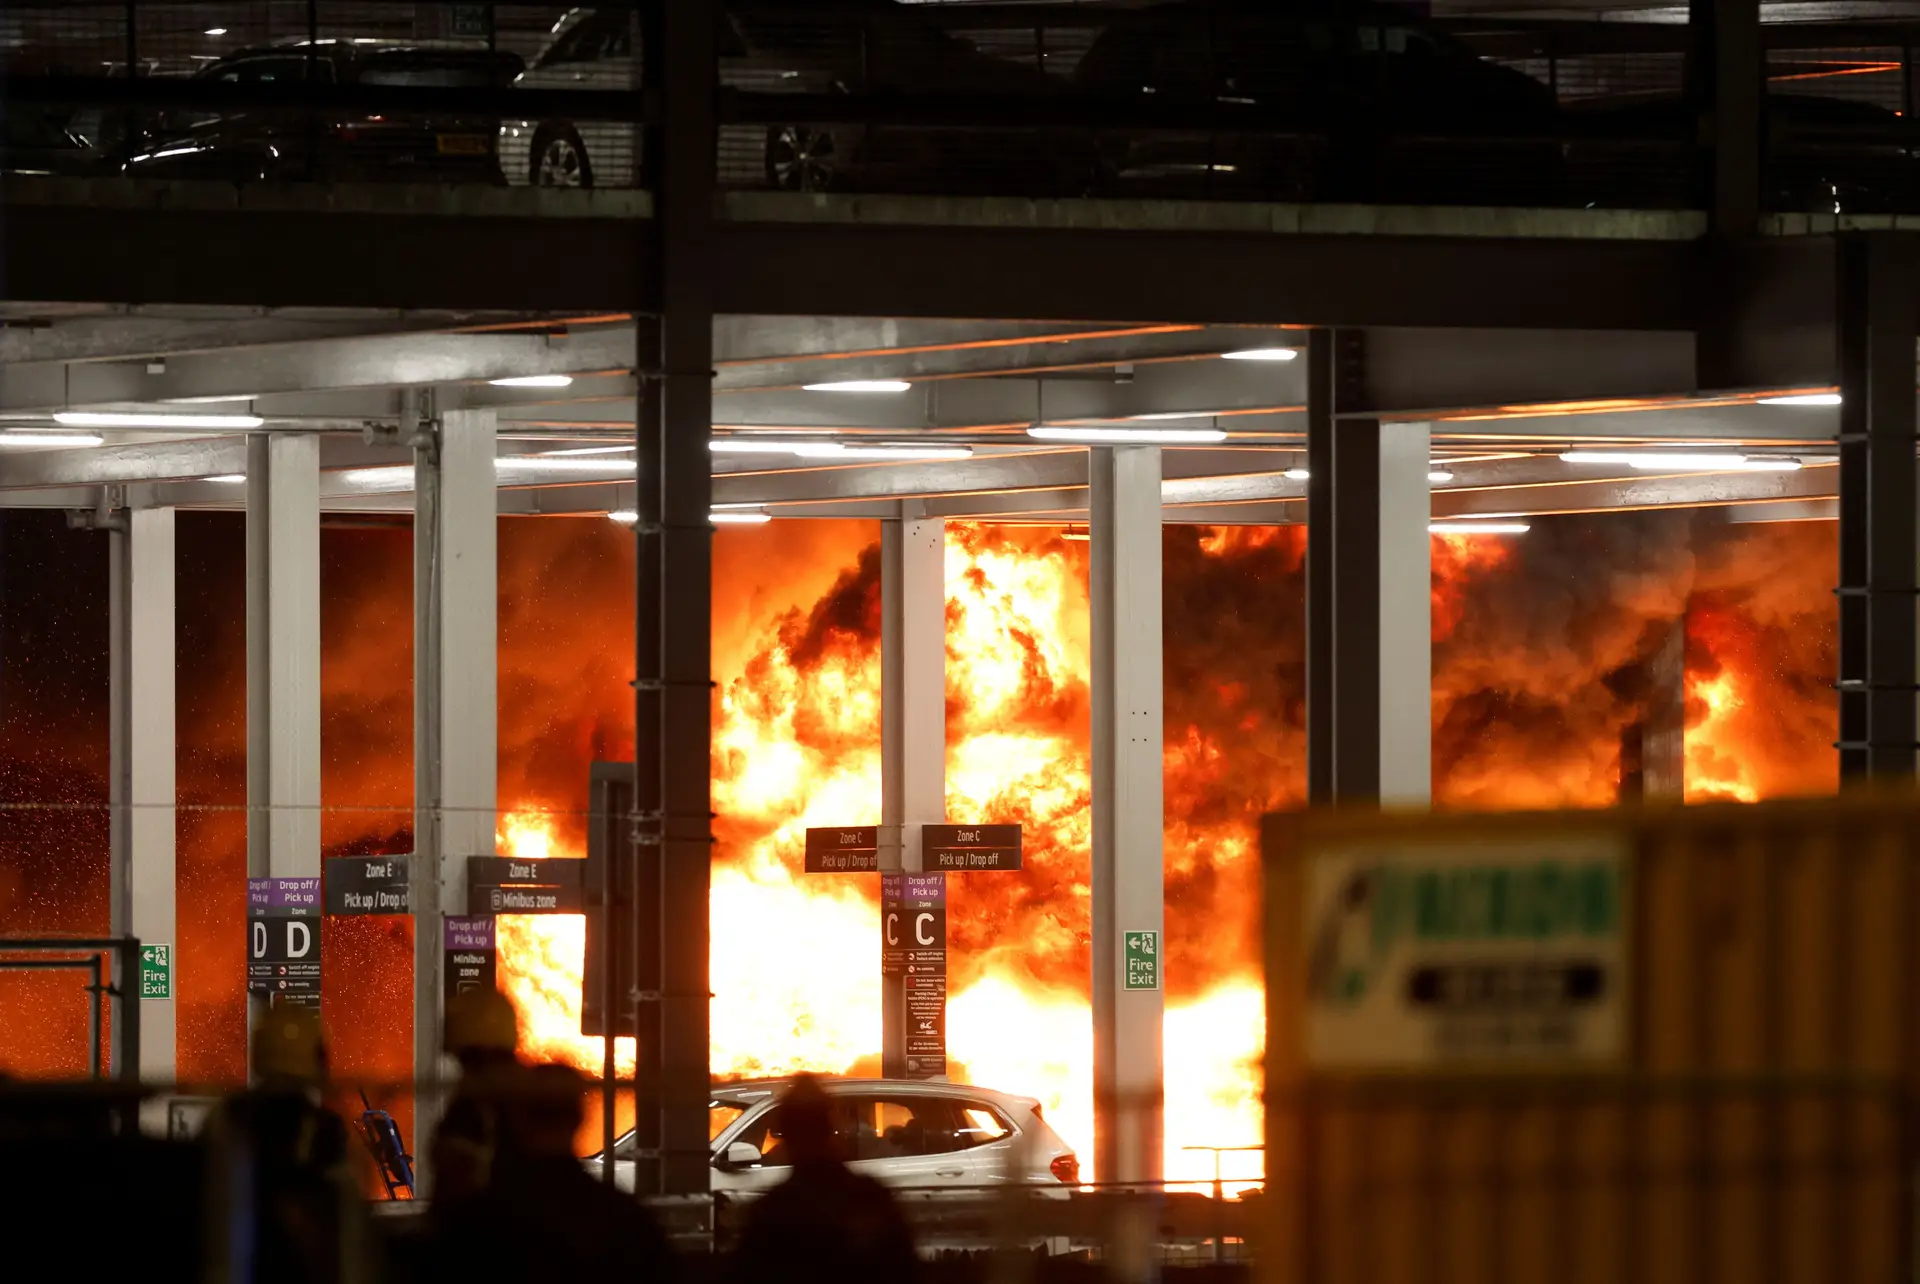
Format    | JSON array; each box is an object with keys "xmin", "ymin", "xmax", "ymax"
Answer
[
  {"xmin": 1565, "ymin": 91, "xmax": 1920, "ymax": 214},
  {"xmin": 1071, "ymin": 0, "xmax": 1566, "ymax": 206},
  {"xmin": 502, "ymin": 3, "xmax": 1085, "ymax": 194},
  {"xmin": 2, "ymin": 104, "xmax": 108, "ymax": 177},
  {"xmin": 124, "ymin": 41, "xmax": 523, "ymax": 184}
]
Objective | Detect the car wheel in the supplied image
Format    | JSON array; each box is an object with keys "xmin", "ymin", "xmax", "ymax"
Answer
[
  {"xmin": 765, "ymin": 123, "xmax": 849, "ymax": 192},
  {"xmin": 532, "ymin": 124, "xmax": 593, "ymax": 188}
]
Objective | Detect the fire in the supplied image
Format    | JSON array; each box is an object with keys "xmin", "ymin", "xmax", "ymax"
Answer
[{"xmin": 1684, "ymin": 670, "xmax": 1760, "ymax": 803}]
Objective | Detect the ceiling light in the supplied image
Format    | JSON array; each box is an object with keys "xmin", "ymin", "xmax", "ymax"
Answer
[
  {"xmin": 607, "ymin": 510, "xmax": 638, "ymax": 524},
  {"xmin": 711, "ymin": 439, "xmax": 808, "ymax": 454},
  {"xmin": 0, "ymin": 431, "xmax": 105, "ymax": 447},
  {"xmin": 541, "ymin": 444, "xmax": 633, "ymax": 456},
  {"xmin": 490, "ymin": 374, "xmax": 574, "ymax": 389},
  {"xmin": 790, "ymin": 443, "xmax": 973, "ymax": 460},
  {"xmin": 54, "ymin": 410, "xmax": 264, "ymax": 430},
  {"xmin": 204, "ymin": 26, "xmax": 227, "ymax": 35},
  {"xmin": 1028, "ymin": 425, "xmax": 1227, "ymax": 445},
  {"xmin": 711, "ymin": 510, "xmax": 772, "ymax": 524},
  {"xmin": 1428, "ymin": 469, "xmax": 1456, "ymax": 483},
  {"xmin": 494, "ymin": 456, "xmax": 635, "ymax": 472},
  {"xmin": 1757, "ymin": 393, "xmax": 1840, "ymax": 406},
  {"xmin": 339, "ymin": 465, "xmax": 413, "ymax": 485},
  {"xmin": 207, "ymin": 473, "xmax": 247, "ymax": 483},
  {"xmin": 1129, "ymin": 411, "xmax": 1214, "ymax": 422},
  {"xmin": 801, "ymin": 380, "xmax": 912, "ymax": 393},
  {"xmin": 1220, "ymin": 347, "xmax": 1299, "ymax": 362},
  {"xmin": 1431, "ymin": 521, "xmax": 1530, "ymax": 535},
  {"xmin": 1061, "ymin": 531, "xmax": 1090, "ymax": 542},
  {"xmin": 1284, "ymin": 467, "xmax": 1310, "ymax": 481},
  {"xmin": 1560, "ymin": 450, "xmax": 1802, "ymax": 472}
]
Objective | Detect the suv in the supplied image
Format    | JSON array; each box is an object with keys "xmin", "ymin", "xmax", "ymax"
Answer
[
  {"xmin": 587, "ymin": 1077, "xmax": 1080, "ymax": 1199},
  {"xmin": 123, "ymin": 41, "xmax": 522, "ymax": 183},
  {"xmin": 500, "ymin": 3, "xmax": 1080, "ymax": 192}
]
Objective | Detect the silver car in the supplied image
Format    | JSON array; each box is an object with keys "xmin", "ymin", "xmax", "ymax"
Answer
[{"xmin": 586, "ymin": 1076, "xmax": 1081, "ymax": 1200}]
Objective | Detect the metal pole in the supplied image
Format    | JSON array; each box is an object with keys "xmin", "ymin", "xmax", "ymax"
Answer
[
  {"xmin": 108, "ymin": 509, "xmax": 133, "ymax": 1078},
  {"xmin": 600, "ymin": 820, "xmax": 616, "ymax": 1185},
  {"xmin": 1304, "ymin": 331, "xmax": 1334, "ymax": 805},
  {"xmin": 412, "ymin": 403, "xmax": 444, "ymax": 1179},
  {"xmin": 117, "ymin": 937, "xmax": 140, "ymax": 1086},
  {"xmin": 88, "ymin": 954, "xmax": 102, "ymax": 1080}
]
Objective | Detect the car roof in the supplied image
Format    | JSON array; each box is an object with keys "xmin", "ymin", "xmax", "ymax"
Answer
[{"xmin": 711, "ymin": 1076, "xmax": 1034, "ymax": 1106}]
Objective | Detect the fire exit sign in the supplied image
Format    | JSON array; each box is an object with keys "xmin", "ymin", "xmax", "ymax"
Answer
[
  {"xmin": 140, "ymin": 943, "xmax": 172, "ymax": 1000},
  {"xmin": 1123, "ymin": 930, "xmax": 1159, "ymax": 991}
]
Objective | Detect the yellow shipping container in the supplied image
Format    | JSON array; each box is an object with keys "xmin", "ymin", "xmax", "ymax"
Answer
[{"xmin": 1261, "ymin": 795, "xmax": 1919, "ymax": 1284}]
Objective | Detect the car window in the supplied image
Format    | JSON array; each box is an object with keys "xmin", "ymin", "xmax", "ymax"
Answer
[
  {"xmin": 710, "ymin": 1101, "xmax": 746, "ymax": 1141},
  {"xmin": 842, "ymin": 1095, "xmax": 967, "ymax": 1160},
  {"xmin": 210, "ymin": 57, "xmax": 322, "ymax": 84},
  {"xmin": 539, "ymin": 9, "xmax": 633, "ymax": 67},
  {"xmin": 955, "ymin": 1105, "xmax": 1013, "ymax": 1149},
  {"xmin": 356, "ymin": 63, "xmax": 507, "ymax": 88}
]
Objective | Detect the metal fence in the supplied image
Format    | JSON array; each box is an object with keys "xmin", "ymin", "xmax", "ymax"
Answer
[{"xmin": 9, "ymin": 3, "xmax": 1920, "ymax": 210}]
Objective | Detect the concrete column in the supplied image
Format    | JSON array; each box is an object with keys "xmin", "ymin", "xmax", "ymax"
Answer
[
  {"xmin": 1089, "ymin": 446, "xmax": 1164, "ymax": 1186},
  {"xmin": 1306, "ymin": 341, "xmax": 1432, "ymax": 806},
  {"xmin": 246, "ymin": 435, "xmax": 320, "ymax": 1032},
  {"xmin": 413, "ymin": 407, "xmax": 498, "ymax": 1172},
  {"xmin": 1619, "ymin": 621, "xmax": 1686, "ymax": 801},
  {"xmin": 880, "ymin": 517, "xmax": 946, "ymax": 1077},
  {"xmin": 113, "ymin": 508, "xmax": 177, "ymax": 1084}
]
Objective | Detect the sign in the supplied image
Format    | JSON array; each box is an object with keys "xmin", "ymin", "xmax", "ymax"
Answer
[
  {"xmin": 1123, "ymin": 929, "xmax": 1159, "ymax": 991},
  {"xmin": 444, "ymin": 915, "xmax": 497, "ymax": 1003},
  {"xmin": 325, "ymin": 854, "xmax": 412, "ymax": 915},
  {"xmin": 882, "ymin": 873, "xmax": 946, "ymax": 1077},
  {"xmin": 450, "ymin": 4, "xmax": 493, "ymax": 39},
  {"xmin": 467, "ymin": 855, "xmax": 586, "ymax": 915},
  {"xmin": 139, "ymin": 943, "xmax": 172, "ymax": 1000},
  {"xmin": 1303, "ymin": 837, "xmax": 1629, "ymax": 1068},
  {"xmin": 247, "ymin": 877, "xmax": 322, "ymax": 1009},
  {"xmin": 923, "ymin": 823, "xmax": 1022, "ymax": 872},
  {"xmin": 805, "ymin": 826, "xmax": 880, "ymax": 873}
]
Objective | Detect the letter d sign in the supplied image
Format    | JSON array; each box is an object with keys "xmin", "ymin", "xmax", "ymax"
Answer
[
  {"xmin": 251, "ymin": 920, "xmax": 267, "ymax": 959},
  {"xmin": 286, "ymin": 920, "xmax": 312, "ymax": 959}
]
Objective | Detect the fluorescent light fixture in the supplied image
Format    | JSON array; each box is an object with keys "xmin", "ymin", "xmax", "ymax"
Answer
[
  {"xmin": 494, "ymin": 456, "xmax": 635, "ymax": 473},
  {"xmin": 790, "ymin": 443, "xmax": 973, "ymax": 460},
  {"xmin": 711, "ymin": 438, "xmax": 807, "ymax": 454},
  {"xmin": 711, "ymin": 510, "xmax": 772, "ymax": 524},
  {"xmin": 711, "ymin": 501, "xmax": 766, "ymax": 510},
  {"xmin": 207, "ymin": 473, "xmax": 247, "ymax": 484},
  {"xmin": 1220, "ymin": 347, "xmax": 1299, "ymax": 362},
  {"xmin": 1428, "ymin": 469, "xmax": 1456, "ymax": 483},
  {"xmin": 54, "ymin": 410, "xmax": 264, "ymax": 430},
  {"xmin": 1431, "ymin": 521, "xmax": 1531, "ymax": 535},
  {"xmin": 489, "ymin": 374, "xmax": 574, "ymax": 389},
  {"xmin": 1061, "ymin": 531, "xmax": 1090, "ymax": 542},
  {"xmin": 1028, "ymin": 425, "xmax": 1227, "ymax": 445},
  {"xmin": 541, "ymin": 444, "xmax": 632, "ymax": 456},
  {"xmin": 204, "ymin": 26, "xmax": 227, "ymax": 35},
  {"xmin": 1283, "ymin": 467, "xmax": 1310, "ymax": 481},
  {"xmin": 1757, "ymin": 393, "xmax": 1841, "ymax": 407},
  {"xmin": 801, "ymin": 380, "xmax": 912, "ymax": 393},
  {"xmin": 1560, "ymin": 450, "xmax": 1802, "ymax": 472},
  {"xmin": 340, "ymin": 466, "xmax": 413, "ymax": 485},
  {"xmin": 1129, "ymin": 411, "xmax": 1214, "ymax": 421},
  {"xmin": 0, "ymin": 431, "xmax": 105, "ymax": 447},
  {"xmin": 607, "ymin": 510, "xmax": 638, "ymax": 524}
]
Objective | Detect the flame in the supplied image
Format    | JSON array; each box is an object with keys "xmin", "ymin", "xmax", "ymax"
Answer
[{"xmin": 1684, "ymin": 670, "xmax": 1760, "ymax": 803}]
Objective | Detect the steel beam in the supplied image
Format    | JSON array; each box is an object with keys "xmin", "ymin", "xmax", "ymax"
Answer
[
  {"xmin": 1089, "ymin": 445, "xmax": 1165, "ymax": 1187},
  {"xmin": 0, "ymin": 439, "xmax": 247, "ymax": 490},
  {"xmin": 879, "ymin": 518, "xmax": 946, "ymax": 1079}
]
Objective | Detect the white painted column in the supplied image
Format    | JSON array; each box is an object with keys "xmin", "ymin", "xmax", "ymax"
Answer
[
  {"xmin": 880, "ymin": 516, "xmax": 946, "ymax": 1077},
  {"xmin": 110, "ymin": 506, "xmax": 177, "ymax": 1084},
  {"xmin": 1377, "ymin": 422, "xmax": 1432, "ymax": 806},
  {"xmin": 247, "ymin": 435, "xmax": 322, "ymax": 886},
  {"xmin": 1089, "ymin": 446, "xmax": 1165, "ymax": 1185},
  {"xmin": 413, "ymin": 408, "xmax": 498, "ymax": 1174}
]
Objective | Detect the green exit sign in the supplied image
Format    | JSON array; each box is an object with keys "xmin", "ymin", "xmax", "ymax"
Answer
[
  {"xmin": 1123, "ymin": 930, "xmax": 1159, "ymax": 991},
  {"xmin": 140, "ymin": 943, "xmax": 172, "ymax": 1000}
]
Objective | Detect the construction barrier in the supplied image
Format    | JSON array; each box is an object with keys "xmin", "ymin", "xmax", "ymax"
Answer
[{"xmin": 1261, "ymin": 793, "xmax": 1920, "ymax": 1284}]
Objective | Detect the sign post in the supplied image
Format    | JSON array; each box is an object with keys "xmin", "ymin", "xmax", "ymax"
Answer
[
  {"xmin": 247, "ymin": 877, "xmax": 322, "ymax": 1009},
  {"xmin": 466, "ymin": 856, "xmax": 586, "ymax": 915},
  {"xmin": 139, "ymin": 943, "xmax": 172, "ymax": 1000},
  {"xmin": 324, "ymin": 855, "xmax": 413, "ymax": 916},
  {"xmin": 443, "ymin": 915, "xmax": 498, "ymax": 1003},
  {"xmin": 882, "ymin": 872, "xmax": 948, "ymax": 1078},
  {"xmin": 923, "ymin": 823, "xmax": 1022, "ymax": 872},
  {"xmin": 805, "ymin": 826, "xmax": 881, "ymax": 872}
]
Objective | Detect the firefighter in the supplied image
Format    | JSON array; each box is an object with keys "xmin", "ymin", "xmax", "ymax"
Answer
[
  {"xmin": 205, "ymin": 1003, "xmax": 359, "ymax": 1284},
  {"xmin": 427, "ymin": 985, "xmax": 525, "ymax": 1207},
  {"xmin": 728, "ymin": 1074, "xmax": 918, "ymax": 1284}
]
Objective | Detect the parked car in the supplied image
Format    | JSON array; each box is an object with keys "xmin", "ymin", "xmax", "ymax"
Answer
[
  {"xmin": 123, "ymin": 40, "xmax": 522, "ymax": 183},
  {"xmin": 585, "ymin": 1077, "xmax": 1080, "ymax": 1199},
  {"xmin": 2, "ymin": 103, "xmax": 108, "ymax": 177},
  {"xmin": 499, "ymin": 3, "xmax": 1085, "ymax": 193},
  {"xmin": 1070, "ymin": 0, "xmax": 1567, "ymax": 205},
  {"xmin": 1565, "ymin": 91, "xmax": 1920, "ymax": 214}
]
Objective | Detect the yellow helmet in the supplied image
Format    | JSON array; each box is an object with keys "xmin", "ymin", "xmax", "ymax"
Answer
[
  {"xmin": 444, "ymin": 987, "xmax": 519, "ymax": 1055},
  {"xmin": 251, "ymin": 1004, "xmax": 327, "ymax": 1083}
]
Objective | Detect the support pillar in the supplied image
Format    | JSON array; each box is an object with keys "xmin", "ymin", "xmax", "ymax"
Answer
[
  {"xmin": 1619, "ymin": 622, "xmax": 1686, "ymax": 802},
  {"xmin": 1090, "ymin": 446, "xmax": 1164, "ymax": 1186},
  {"xmin": 246, "ymin": 435, "xmax": 320, "ymax": 1025},
  {"xmin": 1837, "ymin": 234, "xmax": 1918, "ymax": 780},
  {"xmin": 110, "ymin": 507, "xmax": 176, "ymax": 1082},
  {"xmin": 880, "ymin": 517, "xmax": 946, "ymax": 1078},
  {"xmin": 637, "ymin": 0, "xmax": 715, "ymax": 1199},
  {"xmin": 1306, "ymin": 332, "xmax": 1432, "ymax": 805},
  {"xmin": 413, "ymin": 407, "xmax": 498, "ymax": 1171}
]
